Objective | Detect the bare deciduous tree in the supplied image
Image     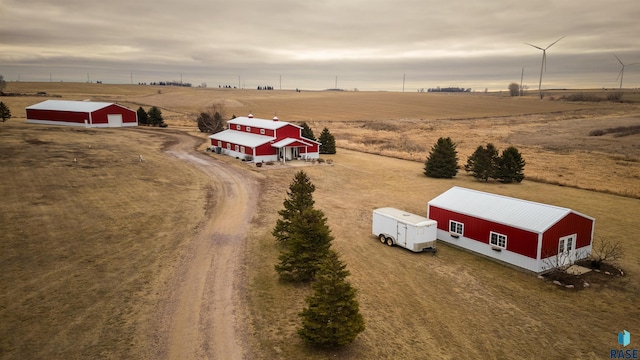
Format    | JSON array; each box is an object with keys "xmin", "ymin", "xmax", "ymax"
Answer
[
  {"xmin": 591, "ymin": 236, "xmax": 623, "ymax": 268},
  {"xmin": 197, "ymin": 102, "xmax": 226, "ymax": 133}
]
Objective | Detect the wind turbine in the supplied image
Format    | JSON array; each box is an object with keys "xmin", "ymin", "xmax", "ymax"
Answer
[
  {"xmin": 614, "ymin": 54, "xmax": 639, "ymax": 89},
  {"xmin": 525, "ymin": 36, "xmax": 564, "ymax": 98}
]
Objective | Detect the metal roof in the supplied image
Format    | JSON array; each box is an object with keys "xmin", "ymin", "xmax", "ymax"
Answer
[
  {"xmin": 427, "ymin": 186, "xmax": 584, "ymax": 233},
  {"xmin": 271, "ymin": 138, "xmax": 313, "ymax": 148},
  {"xmin": 228, "ymin": 116, "xmax": 300, "ymax": 130},
  {"xmin": 209, "ymin": 130, "xmax": 274, "ymax": 148},
  {"xmin": 26, "ymin": 100, "xmax": 115, "ymax": 113}
]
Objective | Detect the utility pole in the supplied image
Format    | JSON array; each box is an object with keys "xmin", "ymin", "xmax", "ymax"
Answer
[
  {"xmin": 520, "ymin": 67, "xmax": 524, "ymax": 96},
  {"xmin": 335, "ymin": 76, "xmax": 338, "ymax": 90},
  {"xmin": 403, "ymin": 73, "xmax": 406, "ymax": 93}
]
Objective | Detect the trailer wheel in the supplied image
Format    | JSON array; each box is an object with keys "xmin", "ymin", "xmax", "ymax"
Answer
[
  {"xmin": 379, "ymin": 234, "xmax": 386, "ymax": 243},
  {"xmin": 386, "ymin": 237, "xmax": 393, "ymax": 246}
]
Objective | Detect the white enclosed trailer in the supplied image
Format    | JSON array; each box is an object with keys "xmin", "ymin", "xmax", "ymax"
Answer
[{"xmin": 372, "ymin": 207, "xmax": 438, "ymax": 253}]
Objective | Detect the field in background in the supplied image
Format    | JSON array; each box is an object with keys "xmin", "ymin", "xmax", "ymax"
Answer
[
  {"xmin": 5, "ymin": 82, "xmax": 640, "ymax": 198},
  {"xmin": 1, "ymin": 82, "xmax": 639, "ymax": 358}
]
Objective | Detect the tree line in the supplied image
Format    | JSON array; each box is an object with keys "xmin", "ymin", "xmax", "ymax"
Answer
[{"xmin": 424, "ymin": 137, "xmax": 525, "ymax": 183}]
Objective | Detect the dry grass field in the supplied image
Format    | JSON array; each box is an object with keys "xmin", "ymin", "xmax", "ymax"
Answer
[{"xmin": 1, "ymin": 82, "xmax": 639, "ymax": 359}]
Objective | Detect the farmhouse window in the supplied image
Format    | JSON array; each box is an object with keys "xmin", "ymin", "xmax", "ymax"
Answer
[
  {"xmin": 235, "ymin": 145, "xmax": 239, "ymax": 152},
  {"xmin": 236, "ymin": 125, "xmax": 241, "ymax": 130},
  {"xmin": 217, "ymin": 141, "xmax": 222, "ymax": 147},
  {"xmin": 260, "ymin": 128, "xmax": 265, "ymax": 135},
  {"xmin": 246, "ymin": 126, "xmax": 251, "ymax": 132},
  {"xmin": 227, "ymin": 143, "xmax": 231, "ymax": 150},
  {"xmin": 490, "ymin": 232, "xmax": 507, "ymax": 249},
  {"xmin": 449, "ymin": 220, "xmax": 464, "ymax": 235},
  {"xmin": 240, "ymin": 146, "xmax": 245, "ymax": 153}
]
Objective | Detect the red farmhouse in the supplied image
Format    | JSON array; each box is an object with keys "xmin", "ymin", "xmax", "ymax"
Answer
[
  {"xmin": 209, "ymin": 114, "xmax": 320, "ymax": 163},
  {"xmin": 427, "ymin": 186, "xmax": 594, "ymax": 273},
  {"xmin": 26, "ymin": 100, "xmax": 138, "ymax": 127}
]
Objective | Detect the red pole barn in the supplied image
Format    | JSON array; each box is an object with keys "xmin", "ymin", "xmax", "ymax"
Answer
[
  {"xmin": 26, "ymin": 100, "xmax": 138, "ymax": 127},
  {"xmin": 427, "ymin": 186, "xmax": 595, "ymax": 273}
]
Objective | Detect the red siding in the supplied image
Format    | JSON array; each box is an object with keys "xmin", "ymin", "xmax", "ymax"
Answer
[
  {"xmin": 540, "ymin": 212, "xmax": 593, "ymax": 259},
  {"xmin": 429, "ymin": 206, "xmax": 539, "ymax": 259},
  {"xmin": 256, "ymin": 142, "xmax": 275, "ymax": 156},
  {"xmin": 26, "ymin": 109, "xmax": 89, "ymax": 123},
  {"xmin": 92, "ymin": 104, "xmax": 137, "ymax": 124},
  {"xmin": 275, "ymin": 124, "xmax": 301, "ymax": 139}
]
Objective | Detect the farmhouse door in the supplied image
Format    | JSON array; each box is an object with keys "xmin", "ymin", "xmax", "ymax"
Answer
[
  {"xmin": 558, "ymin": 234, "xmax": 576, "ymax": 266},
  {"xmin": 397, "ymin": 223, "xmax": 407, "ymax": 247}
]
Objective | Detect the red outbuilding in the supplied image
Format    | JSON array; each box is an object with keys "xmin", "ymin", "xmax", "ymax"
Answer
[
  {"xmin": 208, "ymin": 114, "xmax": 320, "ymax": 163},
  {"xmin": 26, "ymin": 100, "xmax": 138, "ymax": 127},
  {"xmin": 427, "ymin": 186, "xmax": 595, "ymax": 273}
]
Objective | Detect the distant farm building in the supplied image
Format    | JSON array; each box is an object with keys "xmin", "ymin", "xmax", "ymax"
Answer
[
  {"xmin": 209, "ymin": 114, "xmax": 320, "ymax": 163},
  {"xmin": 26, "ymin": 100, "xmax": 138, "ymax": 127},
  {"xmin": 427, "ymin": 186, "xmax": 595, "ymax": 273}
]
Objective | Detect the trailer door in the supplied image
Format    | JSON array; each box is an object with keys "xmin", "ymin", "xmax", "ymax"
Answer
[{"xmin": 397, "ymin": 223, "xmax": 407, "ymax": 247}]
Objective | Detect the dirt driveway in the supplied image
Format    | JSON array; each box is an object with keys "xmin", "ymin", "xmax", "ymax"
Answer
[{"xmin": 150, "ymin": 131, "xmax": 258, "ymax": 359}]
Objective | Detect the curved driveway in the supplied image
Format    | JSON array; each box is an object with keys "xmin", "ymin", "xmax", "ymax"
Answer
[{"xmin": 153, "ymin": 131, "xmax": 258, "ymax": 360}]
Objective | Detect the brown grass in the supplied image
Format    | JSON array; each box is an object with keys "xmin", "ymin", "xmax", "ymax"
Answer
[{"xmin": 1, "ymin": 82, "xmax": 639, "ymax": 359}]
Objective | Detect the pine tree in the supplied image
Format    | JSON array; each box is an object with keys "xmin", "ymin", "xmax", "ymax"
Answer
[
  {"xmin": 424, "ymin": 137, "xmax": 459, "ymax": 178},
  {"xmin": 466, "ymin": 143, "xmax": 499, "ymax": 181},
  {"xmin": 147, "ymin": 106, "xmax": 164, "ymax": 127},
  {"xmin": 300, "ymin": 122, "xmax": 316, "ymax": 141},
  {"xmin": 0, "ymin": 102, "xmax": 11, "ymax": 122},
  {"xmin": 318, "ymin": 127, "xmax": 336, "ymax": 154},
  {"xmin": 275, "ymin": 208, "xmax": 333, "ymax": 282},
  {"xmin": 496, "ymin": 146, "xmax": 525, "ymax": 183},
  {"xmin": 272, "ymin": 170, "xmax": 316, "ymax": 243},
  {"xmin": 298, "ymin": 250, "xmax": 365, "ymax": 347},
  {"xmin": 136, "ymin": 107, "xmax": 148, "ymax": 125}
]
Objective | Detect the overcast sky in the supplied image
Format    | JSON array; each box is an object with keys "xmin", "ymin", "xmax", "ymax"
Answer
[{"xmin": 1, "ymin": 0, "xmax": 639, "ymax": 91}]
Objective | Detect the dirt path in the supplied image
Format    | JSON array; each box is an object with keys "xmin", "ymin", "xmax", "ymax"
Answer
[{"xmin": 151, "ymin": 131, "xmax": 258, "ymax": 359}]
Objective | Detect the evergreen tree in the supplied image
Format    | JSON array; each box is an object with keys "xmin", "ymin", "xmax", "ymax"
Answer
[
  {"xmin": 466, "ymin": 143, "xmax": 499, "ymax": 181},
  {"xmin": 496, "ymin": 146, "xmax": 526, "ymax": 183},
  {"xmin": 136, "ymin": 107, "xmax": 148, "ymax": 125},
  {"xmin": 300, "ymin": 122, "xmax": 316, "ymax": 141},
  {"xmin": 318, "ymin": 127, "xmax": 336, "ymax": 154},
  {"xmin": 298, "ymin": 250, "xmax": 365, "ymax": 347},
  {"xmin": 424, "ymin": 137, "xmax": 459, "ymax": 178},
  {"xmin": 275, "ymin": 208, "xmax": 333, "ymax": 282},
  {"xmin": 0, "ymin": 102, "xmax": 11, "ymax": 122},
  {"xmin": 272, "ymin": 170, "xmax": 316, "ymax": 243},
  {"xmin": 147, "ymin": 106, "xmax": 164, "ymax": 127}
]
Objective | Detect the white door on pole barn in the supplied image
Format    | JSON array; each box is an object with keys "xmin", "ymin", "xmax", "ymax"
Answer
[
  {"xmin": 558, "ymin": 234, "xmax": 576, "ymax": 267},
  {"xmin": 107, "ymin": 114, "xmax": 123, "ymax": 127}
]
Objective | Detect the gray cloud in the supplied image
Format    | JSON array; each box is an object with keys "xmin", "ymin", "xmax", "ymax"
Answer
[{"xmin": 1, "ymin": 0, "xmax": 639, "ymax": 90}]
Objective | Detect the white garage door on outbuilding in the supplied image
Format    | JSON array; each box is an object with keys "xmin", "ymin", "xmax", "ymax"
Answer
[{"xmin": 107, "ymin": 114, "xmax": 123, "ymax": 127}]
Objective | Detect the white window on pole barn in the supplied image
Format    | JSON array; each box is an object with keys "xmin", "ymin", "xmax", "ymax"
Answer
[
  {"xmin": 449, "ymin": 220, "xmax": 464, "ymax": 235},
  {"xmin": 490, "ymin": 232, "xmax": 507, "ymax": 248},
  {"xmin": 236, "ymin": 125, "xmax": 241, "ymax": 130},
  {"xmin": 260, "ymin": 128, "xmax": 265, "ymax": 135},
  {"xmin": 246, "ymin": 126, "xmax": 251, "ymax": 132}
]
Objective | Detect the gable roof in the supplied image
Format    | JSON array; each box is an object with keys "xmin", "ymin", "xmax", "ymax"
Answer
[
  {"xmin": 209, "ymin": 129, "xmax": 274, "ymax": 148},
  {"xmin": 26, "ymin": 100, "xmax": 117, "ymax": 113},
  {"xmin": 428, "ymin": 186, "xmax": 593, "ymax": 233},
  {"xmin": 228, "ymin": 116, "xmax": 301, "ymax": 130},
  {"xmin": 271, "ymin": 138, "xmax": 313, "ymax": 148}
]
